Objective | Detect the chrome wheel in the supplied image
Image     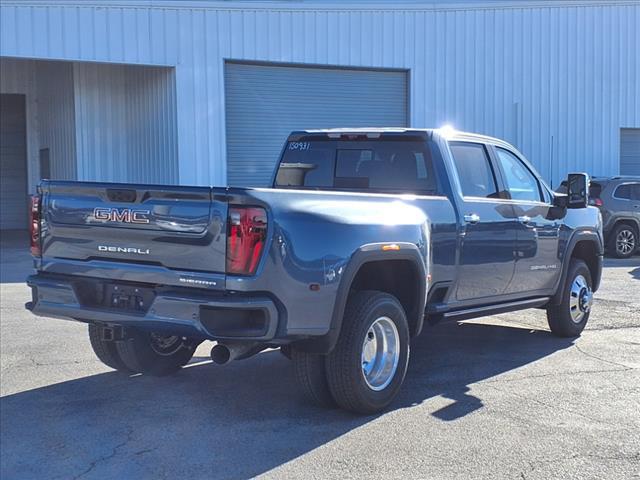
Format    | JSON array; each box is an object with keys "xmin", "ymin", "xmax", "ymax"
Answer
[
  {"xmin": 361, "ymin": 316, "xmax": 400, "ymax": 391},
  {"xmin": 616, "ymin": 229, "xmax": 636, "ymax": 256},
  {"xmin": 149, "ymin": 333, "xmax": 183, "ymax": 356},
  {"xmin": 569, "ymin": 274, "xmax": 592, "ymax": 324}
]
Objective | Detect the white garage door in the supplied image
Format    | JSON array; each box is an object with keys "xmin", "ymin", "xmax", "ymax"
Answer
[
  {"xmin": 224, "ymin": 62, "xmax": 407, "ymax": 187},
  {"xmin": 620, "ymin": 128, "xmax": 640, "ymax": 176},
  {"xmin": 0, "ymin": 94, "xmax": 28, "ymax": 230}
]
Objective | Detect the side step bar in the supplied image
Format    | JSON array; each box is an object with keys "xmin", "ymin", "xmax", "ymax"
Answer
[{"xmin": 440, "ymin": 297, "xmax": 551, "ymax": 322}]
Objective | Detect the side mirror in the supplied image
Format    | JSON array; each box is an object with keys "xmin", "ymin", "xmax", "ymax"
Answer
[{"xmin": 566, "ymin": 173, "xmax": 589, "ymax": 209}]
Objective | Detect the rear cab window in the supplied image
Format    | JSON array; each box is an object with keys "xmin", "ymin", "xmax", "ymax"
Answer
[
  {"xmin": 275, "ymin": 136, "xmax": 440, "ymax": 195},
  {"xmin": 448, "ymin": 142, "xmax": 500, "ymax": 198}
]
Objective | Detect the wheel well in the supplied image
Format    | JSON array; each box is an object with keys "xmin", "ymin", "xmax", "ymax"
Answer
[
  {"xmin": 612, "ymin": 219, "xmax": 639, "ymax": 236},
  {"xmin": 349, "ymin": 260, "xmax": 423, "ymax": 336},
  {"xmin": 571, "ymin": 240, "xmax": 601, "ymax": 290}
]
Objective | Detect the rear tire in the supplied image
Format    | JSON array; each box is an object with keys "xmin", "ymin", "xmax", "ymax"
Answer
[
  {"xmin": 608, "ymin": 223, "xmax": 638, "ymax": 258},
  {"xmin": 291, "ymin": 348, "xmax": 335, "ymax": 408},
  {"xmin": 88, "ymin": 324, "xmax": 134, "ymax": 373},
  {"xmin": 546, "ymin": 259, "xmax": 593, "ymax": 337},
  {"xmin": 115, "ymin": 329, "xmax": 199, "ymax": 376},
  {"xmin": 325, "ymin": 291, "xmax": 410, "ymax": 415}
]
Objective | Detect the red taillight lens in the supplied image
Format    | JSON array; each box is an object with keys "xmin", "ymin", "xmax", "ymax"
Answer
[
  {"xmin": 594, "ymin": 198, "xmax": 604, "ymax": 207},
  {"xmin": 29, "ymin": 195, "xmax": 41, "ymax": 257},
  {"xmin": 226, "ymin": 206, "xmax": 267, "ymax": 275}
]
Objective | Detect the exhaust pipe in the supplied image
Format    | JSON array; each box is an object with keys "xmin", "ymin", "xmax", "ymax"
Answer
[{"xmin": 210, "ymin": 342, "xmax": 261, "ymax": 365}]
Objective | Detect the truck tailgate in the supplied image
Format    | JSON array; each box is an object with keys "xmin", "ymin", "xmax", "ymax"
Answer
[{"xmin": 39, "ymin": 181, "xmax": 228, "ymax": 289}]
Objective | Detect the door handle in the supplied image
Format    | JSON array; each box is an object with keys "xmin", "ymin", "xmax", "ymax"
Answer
[
  {"xmin": 518, "ymin": 216, "xmax": 531, "ymax": 224},
  {"xmin": 464, "ymin": 213, "xmax": 480, "ymax": 224}
]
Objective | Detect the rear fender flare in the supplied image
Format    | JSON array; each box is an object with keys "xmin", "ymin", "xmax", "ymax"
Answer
[{"xmin": 297, "ymin": 242, "xmax": 427, "ymax": 354}]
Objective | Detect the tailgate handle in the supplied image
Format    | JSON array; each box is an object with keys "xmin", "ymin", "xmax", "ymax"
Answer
[{"xmin": 106, "ymin": 189, "xmax": 137, "ymax": 203}]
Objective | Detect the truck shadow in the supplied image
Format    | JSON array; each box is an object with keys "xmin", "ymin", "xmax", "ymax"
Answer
[{"xmin": 0, "ymin": 321, "xmax": 573, "ymax": 480}]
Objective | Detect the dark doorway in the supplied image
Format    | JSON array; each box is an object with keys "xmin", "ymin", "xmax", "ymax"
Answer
[{"xmin": 0, "ymin": 94, "xmax": 28, "ymax": 230}]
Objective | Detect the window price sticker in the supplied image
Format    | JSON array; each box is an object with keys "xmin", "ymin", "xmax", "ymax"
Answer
[{"xmin": 288, "ymin": 142, "xmax": 311, "ymax": 151}]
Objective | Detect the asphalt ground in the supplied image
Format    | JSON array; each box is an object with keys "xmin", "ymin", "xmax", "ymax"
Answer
[{"xmin": 1, "ymin": 231, "xmax": 639, "ymax": 480}]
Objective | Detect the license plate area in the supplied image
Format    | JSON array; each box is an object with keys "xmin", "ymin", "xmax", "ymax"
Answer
[
  {"xmin": 74, "ymin": 280, "xmax": 155, "ymax": 314},
  {"xmin": 106, "ymin": 284, "xmax": 153, "ymax": 312}
]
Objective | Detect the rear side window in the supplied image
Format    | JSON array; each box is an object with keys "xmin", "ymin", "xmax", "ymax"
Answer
[
  {"xmin": 275, "ymin": 138, "xmax": 439, "ymax": 194},
  {"xmin": 614, "ymin": 183, "xmax": 640, "ymax": 200},
  {"xmin": 449, "ymin": 142, "xmax": 499, "ymax": 198},
  {"xmin": 589, "ymin": 182, "xmax": 603, "ymax": 198}
]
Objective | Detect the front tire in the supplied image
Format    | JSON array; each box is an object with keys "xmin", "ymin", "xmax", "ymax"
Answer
[
  {"xmin": 115, "ymin": 329, "xmax": 199, "ymax": 376},
  {"xmin": 326, "ymin": 291, "xmax": 410, "ymax": 414},
  {"xmin": 546, "ymin": 259, "xmax": 593, "ymax": 337},
  {"xmin": 609, "ymin": 223, "xmax": 638, "ymax": 258}
]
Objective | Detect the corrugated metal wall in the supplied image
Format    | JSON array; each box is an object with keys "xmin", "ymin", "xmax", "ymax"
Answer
[
  {"xmin": 36, "ymin": 61, "xmax": 77, "ymax": 180},
  {"xmin": 73, "ymin": 63, "xmax": 128, "ymax": 182},
  {"xmin": 73, "ymin": 62, "xmax": 178, "ymax": 183},
  {"xmin": 124, "ymin": 66, "xmax": 179, "ymax": 184},
  {"xmin": 1, "ymin": 1, "xmax": 638, "ymax": 187}
]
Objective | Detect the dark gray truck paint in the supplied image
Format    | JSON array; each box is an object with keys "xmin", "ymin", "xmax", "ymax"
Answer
[{"xmin": 27, "ymin": 129, "xmax": 603, "ymax": 353}]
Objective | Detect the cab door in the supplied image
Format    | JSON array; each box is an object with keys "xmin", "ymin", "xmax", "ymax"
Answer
[
  {"xmin": 490, "ymin": 146, "xmax": 561, "ymax": 294},
  {"xmin": 449, "ymin": 142, "xmax": 518, "ymax": 304}
]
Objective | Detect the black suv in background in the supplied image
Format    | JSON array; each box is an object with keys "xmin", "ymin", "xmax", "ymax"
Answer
[{"xmin": 559, "ymin": 177, "xmax": 640, "ymax": 258}]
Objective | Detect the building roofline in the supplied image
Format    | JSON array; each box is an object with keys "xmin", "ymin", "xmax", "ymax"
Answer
[{"xmin": 2, "ymin": 0, "xmax": 635, "ymax": 12}]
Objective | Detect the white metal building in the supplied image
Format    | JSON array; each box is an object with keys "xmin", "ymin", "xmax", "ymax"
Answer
[{"xmin": 0, "ymin": 0, "xmax": 638, "ymax": 229}]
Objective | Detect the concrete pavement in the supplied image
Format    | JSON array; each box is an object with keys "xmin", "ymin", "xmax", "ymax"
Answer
[{"xmin": 1, "ymin": 231, "xmax": 639, "ymax": 479}]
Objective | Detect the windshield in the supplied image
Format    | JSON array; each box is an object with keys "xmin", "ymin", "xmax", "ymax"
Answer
[{"xmin": 274, "ymin": 138, "xmax": 439, "ymax": 194}]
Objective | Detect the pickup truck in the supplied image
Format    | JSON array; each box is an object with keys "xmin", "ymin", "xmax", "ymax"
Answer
[{"xmin": 26, "ymin": 128, "xmax": 603, "ymax": 414}]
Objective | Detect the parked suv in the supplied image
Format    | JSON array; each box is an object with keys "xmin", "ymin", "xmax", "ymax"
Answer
[
  {"xmin": 558, "ymin": 177, "xmax": 640, "ymax": 258},
  {"xmin": 588, "ymin": 178, "xmax": 639, "ymax": 258}
]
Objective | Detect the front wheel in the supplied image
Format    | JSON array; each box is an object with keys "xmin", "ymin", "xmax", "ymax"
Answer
[
  {"xmin": 609, "ymin": 224, "xmax": 638, "ymax": 258},
  {"xmin": 115, "ymin": 329, "xmax": 200, "ymax": 376},
  {"xmin": 546, "ymin": 259, "xmax": 593, "ymax": 337},
  {"xmin": 325, "ymin": 291, "xmax": 410, "ymax": 414}
]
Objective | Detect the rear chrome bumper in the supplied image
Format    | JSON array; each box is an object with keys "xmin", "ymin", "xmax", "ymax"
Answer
[{"xmin": 26, "ymin": 274, "xmax": 279, "ymax": 341}]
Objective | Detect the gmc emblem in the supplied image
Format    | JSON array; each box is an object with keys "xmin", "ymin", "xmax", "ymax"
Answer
[{"xmin": 93, "ymin": 207, "xmax": 150, "ymax": 224}]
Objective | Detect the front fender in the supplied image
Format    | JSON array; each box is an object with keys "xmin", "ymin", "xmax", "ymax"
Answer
[{"xmin": 551, "ymin": 228, "xmax": 604, "ymax": 305}]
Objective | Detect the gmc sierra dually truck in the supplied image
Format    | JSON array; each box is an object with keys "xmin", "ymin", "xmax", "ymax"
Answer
[{"xmin": 26, "ymin": 128, "xmax": 603, "ymax": 414}]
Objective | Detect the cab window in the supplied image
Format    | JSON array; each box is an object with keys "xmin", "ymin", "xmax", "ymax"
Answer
[
  {"xmin": 449, "ymin": 142, "xmax": 499, "ymax": 198},
  {"xmin": 494, "ymin": 148, "xmax": 542, "ymax": 202}
]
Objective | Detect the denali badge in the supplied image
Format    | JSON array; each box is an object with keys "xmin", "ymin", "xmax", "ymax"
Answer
[
  {"xmin": 93, "ymin": 207, "xmax": 150, "ymax": 224},
  {"xmin": 98, "ymin": 245, "xmax": 150, "ymax": 255}
]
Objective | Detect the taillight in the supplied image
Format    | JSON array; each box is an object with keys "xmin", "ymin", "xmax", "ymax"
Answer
[
  {"xmin": 594, "ymin": 198, "xmax": 604, "ymax": 207},
  {"xmin": 226, "ymin": 206, "xmax": 267, "ymax": 275},
  {"xmin": 29, "ymin": 195, "xmax": 42, "ymax": 257}
]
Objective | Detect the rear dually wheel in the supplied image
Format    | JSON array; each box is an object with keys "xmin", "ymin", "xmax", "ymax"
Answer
[
  {"xmin": 115, "ymin": 328, "xmax": 200, "ymax": 376},
  {"xmin": 325, "ymin": 290, "xmax": 410, "ymax": 414}
]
